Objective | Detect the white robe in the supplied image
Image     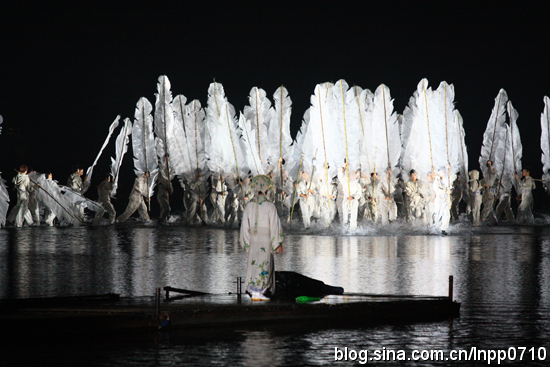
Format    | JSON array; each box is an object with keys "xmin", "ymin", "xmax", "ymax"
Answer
[
  {"xmin": 239, "ymin": 196, "xmax": 283, "ymax": 296},
  {"xmin": 432, "ymin": 177, "xmax": 451, "ymax": 231}
]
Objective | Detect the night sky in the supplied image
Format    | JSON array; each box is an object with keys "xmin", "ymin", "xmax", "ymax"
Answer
[{"xmin": 1, "ymin": 2, "xmax": 549, "ymax": 207}]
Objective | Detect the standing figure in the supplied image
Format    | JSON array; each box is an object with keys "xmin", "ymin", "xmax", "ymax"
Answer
[
  {"xmin": 27, "ymin": 168, "xmax": 40, "ymax": 225},
  {"xmin": 404, "ymin": 170, "xmax": 422, "ymax": 222},
  {"xmin": 94, "ymin": 174, "xmax": 116, "ymax": 224},
  {"xmin": 367, "ymin": 172, "xmax": 381, "ymax": 223},
  {"xmin": 296, "ymin": 171, "xmax": 316, "ymax": 229},
  {"xmin": 239, "ymin": 175, "xmax": 283, "ymax": 301},
  {"xmin": 420, "ymin": 173, "xmax": 435, "ymax": 226},
  {"xmin": 184, "ymin": 172, "xmax": 208, "ymax": 224},
  {"xmin": 117, "ymin": 172, "xmax": 151, "ymax": 222},
  {"xmin": 317, "ymin": 171, "xmax": 336, "ymax": 229},
  {"xmin": 432, "ymin": 168, "xmax": 451, "ymax": 233},
  {"xmin": 378, "ymin": 169, "xmax": 397, "ymax": 225},
  {"xmin": 43, "ymin": 173, "xmax": 58, "ymax": 226},
  {"xmin": 7, "ymin": 165, "xmax": 33, "ymax": 228},
  {"xmin": 451, "ymin": 173, "xmax": 463, "ymax": 220},
  {"xmin": 338, "ymin": 163, "xmax": 361, "ymax": 230},
  {"xmin": 495, "ymin": 183, "xmax": 514, "ymax": 223},
  {"xmin": 515, "ymin": 168, "xmax": 536, "ymax": 225},
  {"xmin": 480, "ymin": 160, "xmax": 498, "ymax": 224},
  {"xmin": 157, "ymin": 157, "xmax": 173, "ymax": 223},
  {"xmin": 68, "ymin": 165, "xmax": 85, "ymax": 193},
  {"xmin": 468, "ymin": 170, "xmax": 483, "ymax": 225}
]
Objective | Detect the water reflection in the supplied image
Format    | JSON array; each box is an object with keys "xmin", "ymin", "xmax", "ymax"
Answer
[{"xmin": 1, "ymin": 226, "xmax": 550, "ymax": 366}]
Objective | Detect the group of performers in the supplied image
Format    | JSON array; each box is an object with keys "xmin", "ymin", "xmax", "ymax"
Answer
[
  {"xmin": 0, "ymin": 157, "xmax": 539, "ymax": 233},
  {"xmin": 1, "ymin": 76, "xmax": 549, "ymax": 231}
]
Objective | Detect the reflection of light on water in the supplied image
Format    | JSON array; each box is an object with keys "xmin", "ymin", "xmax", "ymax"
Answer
[{"xmin": 240, "ymin": 331, "xmax": 282, "ymax": 367}]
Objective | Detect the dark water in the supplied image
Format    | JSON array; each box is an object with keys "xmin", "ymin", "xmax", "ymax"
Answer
[{"xmin": 1, "ymin": 224, "xmax": 549, "ymax": 366}]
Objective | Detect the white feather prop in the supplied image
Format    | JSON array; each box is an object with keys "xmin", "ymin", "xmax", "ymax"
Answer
[
  {"xmin": 205, "ymin": 82, "xmax": 247, "ymax": 177},
  {"xmin": 497, "ymin": 126, "xmax": 514, "ymax": 193},
  {"xmin": 31, "ymin": 173, "xmax": 83, "ymax": 225},
  {"xmin": 272, "ymin": 86, "xmax": 293, "ymax": 167},
  {"xmin": 401, "ymin": 79, "xmax": 437, "ymax": 181},
  {"xmin": 479, "ymin": 89, "xmax": 508, "ymax": 178},
  {"xmin": 288, "ymin": 108, "xmax": 310, "ymax": 180},
  {"xmin": 172, "ymin": 94, "xmax": 195, "ymax": 178},
  {"xmin": 205, "ymin": 82, "xmax": 227, "ymax": 174},
  {"xmin": 110, "ymin": 118, "xmax": 132, "ymax": 197},
  {"xmin": 333, "ymin": 80, "xmax": 361, "ymax": 175},
  {"xmin": 355, "ymin": 86, "xmax": 374, "ymax": 175},
  {"xmin": 370, "ymin": 84, "xmax": 400, "ymax": 179},
  {"xmin": 238, "ymin": 111, "xmax": 263, "ymax": 176},
  {"xmin": 0, "ymin": 173, "xmax": 9, "ymax": 227},
  {"xmin": 154, "ymin": 75, "xmax": 172, "ymax": 160},
  {"xmin": 454, "ymin": 111, "xmax": 469, "ymax": 192},
  {"xmin": 301, "ymin": 82, "xmax": 337, "ymax": 179},
  {"xmin": 437, "ymin": 82, "xmax": 460, "ymax": 186},
  {"xmin": 244, "ymin": 87, "xmax": 272, "ymax": 171},
  {"xmin": 507, "ymin": 101, "xmax": 522, "ymax": 176},
  {"xmin": 541, "ymin": 96, "xmax": 550, "ymax": 183},
  {"xmin": 132, "ymin": 97, "xmax": 158, "ymax": 197},
  {"xmin": 84, "ymin": 115, "xmax": 120, "ymax": 193},
  {"xmin": 183, "ymin": 99, "xmax": 207, "ymax": 179}
]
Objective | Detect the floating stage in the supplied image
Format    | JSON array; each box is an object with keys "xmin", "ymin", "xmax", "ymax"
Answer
[{"xmin": 0, "ymin": 278, "xmax": 460, "ymax": 340}]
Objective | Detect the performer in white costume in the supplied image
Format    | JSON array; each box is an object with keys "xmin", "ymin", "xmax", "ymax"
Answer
[
  {"xmin": 94, "ymin": 174, "xmax": 116, "ymax": 224},
  {"xmin": 515, "ymin": 168, "xmax": 536, "ymax": 225},
  {"xmin": 495, "ymin": 183, "xmax": 514, "ymax": 223},
  {"xmin": 117, "ymin": 172, "xmax": 151, "ymax": 222},
  {"xmin": 157, "ymin": 157, "xmax": 173, "ymax": 223},
  {"xmin": 432, "ymin": 167, "xmax": 451, "ymax": 233},
  {"xmin": 317, "ymin": 169, "xmax": 336, "ymax": 228},
  {"xmin": 296, "ymin": 171, "xmax": 316, "ymax": 229},
  {"xmin": 404, "ymin": 170, "xmax": 423, "ymax": 222},
  {"xmin": 338, "ymin": 163, "xmax": 361, "ymax": 230},
  {"xmin": 480, "ymin": 161, "xmax": 498, "ymax": 224},
  {"xmin": 378, "ymin": 169, "xmax": 397, "ymax": 224},
  {"xmin": 239, "ymin": 175, "xmax": 283, "ymax": 301},
  {"xmin": 468, "ymin": 170, "xmax": 483, "ymax": 225},
  {"xmin": 7, "ymin": 165, "xmax": 33, "ymax": 228}
]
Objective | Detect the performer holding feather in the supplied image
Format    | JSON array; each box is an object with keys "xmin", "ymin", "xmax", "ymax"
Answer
[
  {"xmin": 83, "ymin": 116, "xmax": 120, "ymax": 194},
  {"xmin": 118, "ymin": 97, "xmax": 158, "ymax": 222}
]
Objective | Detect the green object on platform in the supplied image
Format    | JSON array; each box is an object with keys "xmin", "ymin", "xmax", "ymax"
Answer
[{"xmin": 295, "ymin": 296, "xmax": 321, "ymax": 304}]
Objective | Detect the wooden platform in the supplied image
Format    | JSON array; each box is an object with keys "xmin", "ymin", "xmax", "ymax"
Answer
[{"xmin": 0, "ymin": 292, "xmax": 460, "ymax": 341}]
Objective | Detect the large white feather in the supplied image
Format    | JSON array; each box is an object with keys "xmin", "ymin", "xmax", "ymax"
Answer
[
  {"xmin": 401, "ymin": 79, "xmax": 437, "ymax": 181},
  {"xmin": 355, "ymin": 86, "xmax": 374, "ymax": 175},
  {"xmin": 244, "ymin": 87, "xmax": 273, "ymax": 171},
  {"xmin": 0, "ymin": 173, "xmax": 9, "ymax": 227},
  {"xmin": 183, "ymin": 99, "xmax": 207, "ymax": 179},
  {"xmin": 479, "ymin": 89, "xmax": 508, "ymax": 178},
  {"xmin": 497, "ymin": 126, "xmax": 514, "ymax": 193},
  {"xmin": 84, "ymin": 115, "xmax": 120, "ymax": 193},
  {"xmin": 132, "ymin": 97, "xmax": 158, "ymax": 197},
  {"xmin": 454, "ymin": 111, "xmax": 469, "ymax": 192},
  {"xmin": 110, "ymin": 118, "xmax": 132, "ymax": 197},
  {"xmin": 272, "ymin": 86, "xmax": 293, "ymax": 168},
  {"xmin": 287, "ymin": 108, "xmax": 310, "ymax": 180},
  {"xmin": 31, "ymin": 173, "xmax": 83, "ymax": 225},
  {"xmin": 301, "ymin": 82, "xmax": 337, "ymax": 179},
  {"xmin": 238, "ymin": 111, "xmax": 263, "ymax": 176},
  {"xmin": 370, "ymin": 84, "xmax": 400, "ymax": 179},
  {"xmin": 541, "ymin": 96, "xmax": 550, "ymax": 182},
  {"xmin": 172, "ymin": 94, "xmax": 195, "ymax": 178},
  {"xmin": 507, "ymin": 101, "xmax": 522, "ymax": 176}
]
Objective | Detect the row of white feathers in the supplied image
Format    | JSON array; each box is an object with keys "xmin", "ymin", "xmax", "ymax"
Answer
[{"xmin": 59, "ymin": 76, "xmax": 550, "ymax": 207}]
